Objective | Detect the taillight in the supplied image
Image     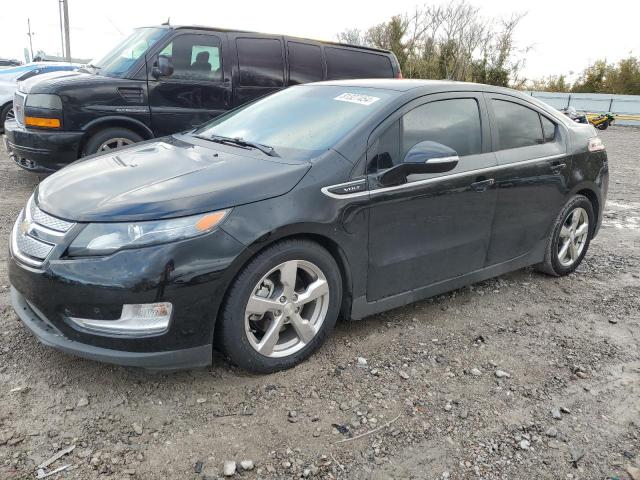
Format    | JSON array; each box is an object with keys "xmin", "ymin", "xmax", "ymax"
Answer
[
  {"xmin": 396, "ymin": 71, "xmax": 403, "ymax": 79},
  {"xmin": 588, "ymin": 137, "xmax": 605, "ymax": 152}
]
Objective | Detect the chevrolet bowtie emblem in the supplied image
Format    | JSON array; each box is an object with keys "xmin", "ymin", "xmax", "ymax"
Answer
[{"xmin": 20, "ymin": 218, "xmax": 30, "ymax": 235}]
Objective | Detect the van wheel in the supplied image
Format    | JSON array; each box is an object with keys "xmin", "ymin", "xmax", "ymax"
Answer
[
  {"xmin": 0, "ymin": 103, "xmax": 13, "ymax": 133},
  {"xmin": 217, "ymin": 239, "xmax": 342, "ymax": 373},
  {"xmin": 535, "ymin": 195, "xmax": 594, "ymax": 276},
  {"xmin": 83, "ymin": 127, "xmax": 143, "ymax": 156}
]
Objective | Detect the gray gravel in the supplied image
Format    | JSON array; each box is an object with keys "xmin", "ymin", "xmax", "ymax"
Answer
[{"xmin": 0, "ymin": 127, "xmax": 639, "ymax": 479}]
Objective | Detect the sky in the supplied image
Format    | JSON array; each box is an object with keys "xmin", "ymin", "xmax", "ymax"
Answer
[{"xmin": 1, "ymin": 0, "xmax": 638, "ymax": 81}]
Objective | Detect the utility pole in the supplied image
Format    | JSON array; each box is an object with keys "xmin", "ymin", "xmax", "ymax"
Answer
[
  {"xmin": 58, "ymin": 0, "xmax": 65, "ymax": 57},
  {"xmin": 27, "ymin": 18, "xmax": 34, "ymax": 61},
  {"xmin": 62, "ymin": 0, "xmax": 71, "ymax": 62}
]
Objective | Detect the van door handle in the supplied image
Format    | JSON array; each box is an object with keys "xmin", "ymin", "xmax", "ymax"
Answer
[
  {"xmin": 550, "ymin": 162, "xmax": 566, "ymax": 173},
  {"xmin": 471, "ymin": 177, "xmax": 495, "ymax": 192}
]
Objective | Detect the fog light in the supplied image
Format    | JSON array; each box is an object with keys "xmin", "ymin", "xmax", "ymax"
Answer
[{"xmin": 69, "ymin": 302, "xmax": 172, "ymax": 337}]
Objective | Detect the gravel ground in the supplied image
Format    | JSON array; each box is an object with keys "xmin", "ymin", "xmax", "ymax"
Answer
[{"xmin": 0, "ymin": 127, "xmax": 639, "ymax": 480}]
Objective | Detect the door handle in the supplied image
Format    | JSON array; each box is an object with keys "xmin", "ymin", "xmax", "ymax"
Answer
[
  {"xmin": 550, "ymin": 162, "xmax": 566, "ymax": 173},
  {"xmin": 471, "ymin": 177, "xmax": 495, "ymax": 192}
]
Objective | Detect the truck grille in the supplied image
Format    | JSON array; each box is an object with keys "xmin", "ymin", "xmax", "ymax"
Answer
[
  {"xmin": 10, "ymin": 195, "xmax": 76, "ymax": 268},
  {"xmin": 13, "ymin": 92, "xmax": 25, "ymax": 125}
]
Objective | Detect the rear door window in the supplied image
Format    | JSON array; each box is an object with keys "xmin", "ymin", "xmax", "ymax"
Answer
[
  {"xmin": 491, "ymin": 100, "xmax": 544, "ymax": 150},
  {"xmin": 158, "ymin": 34, "xmax": 222, "ymax": 82},
  {"xmin": 287, "ymin": 42, "xmax": 323, "ymax": 85},
  {"xmin": 237, "ymin": 37, "xmax": 284, "ymax": 87},
  {"xmin": 325, "ymin": 47, "xmax": 393, "ymax": 79}
]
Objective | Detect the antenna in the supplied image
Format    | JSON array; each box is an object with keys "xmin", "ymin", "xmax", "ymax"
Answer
[{"xmin": 162, "ymin": 17, "xmax": 170, "ymax": 26}]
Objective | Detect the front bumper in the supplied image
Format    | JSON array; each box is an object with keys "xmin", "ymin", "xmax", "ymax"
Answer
[
  {"xmin": 11, "ymin": 287, "xmax": 212, "ymax": 370},
  {"xmin": 8, "ymin": 225, "xmax": 247, "ymax": 370},
  {"xmin": 4, "ymin": 118, "xmax": 83, "ymax": 171}
]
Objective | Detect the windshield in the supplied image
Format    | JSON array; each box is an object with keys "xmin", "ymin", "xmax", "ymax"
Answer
[
  {"xmin": 91, "ymin": 27, "xmax": 165, "ymax": 77},
  {"xmin": 194, "ymin": 85, "xmax": 396, "ymax": 160}
]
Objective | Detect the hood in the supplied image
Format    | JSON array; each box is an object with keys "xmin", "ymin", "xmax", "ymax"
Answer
[
  {"xmin": 19, "ymin": 70, "xmax": 120, "ymax": 94},
  {"xmin": 36, "ymin": 135, "xmax": 311, "ymax": 222}
]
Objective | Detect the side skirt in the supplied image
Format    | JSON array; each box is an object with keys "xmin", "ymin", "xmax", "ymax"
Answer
[{"xmin": 349, "ymin": 241, "xmax": 545, "ymax": 321}]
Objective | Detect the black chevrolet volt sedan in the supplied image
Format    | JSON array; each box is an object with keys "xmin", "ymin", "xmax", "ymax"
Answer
[{"xmin": 9, "ymin": 79, "xmax": 608, "ymax": 372}]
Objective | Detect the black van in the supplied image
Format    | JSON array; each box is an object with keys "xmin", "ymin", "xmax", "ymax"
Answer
[{"xmin": 4, "ymin": 25, "xmax": 401, "ymax": 172}]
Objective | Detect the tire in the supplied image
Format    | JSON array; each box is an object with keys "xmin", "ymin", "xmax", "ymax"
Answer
[
  {"xmin": 535, "ymin": 195, "xmax": 595, "ymax": 276},
  {"xmin": 218, "ymin": 239, "xmax": 342, "ymax": 373},
  {"xmin": 83, "ymin": 127, "xmax": 143, "ymax": 156},
  {"xmin": 596, "ymin": 121, "xmax": 609, "ymax": 130},
  {"xmin": 0, "ymin": 102, "xmax": 13, "ymax": 134}
]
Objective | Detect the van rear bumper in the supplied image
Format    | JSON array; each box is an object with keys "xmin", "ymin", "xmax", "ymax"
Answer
[{"xmin": 4, "ymin": 119, "xmax": 83, "ymax": 171}]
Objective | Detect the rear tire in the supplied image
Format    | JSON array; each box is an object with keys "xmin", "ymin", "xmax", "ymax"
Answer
[
  {"xmin": 535, "ymin": 195, "xmax": 594, "ymax": 276},
  {"xmin": 83, "ymin": 127, "xmax": 143, "ymax": 156},
  {"xmin": 217, "ymin": 239, "xmax": 342, "ymax": 373}
]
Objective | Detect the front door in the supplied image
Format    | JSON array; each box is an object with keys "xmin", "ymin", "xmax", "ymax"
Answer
[
  {"xmin": 484, "ymin": 94, "xmax": 571, "ymax": 265},
  {"xmin": 366, "ymin": 93, "xmax": 498, "ymax": 302},
  {"xmin": 147, "ymin": 32, "xmax": 231, "ymax": 137}
]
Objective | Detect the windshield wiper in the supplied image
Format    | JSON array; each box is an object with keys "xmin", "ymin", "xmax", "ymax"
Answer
[{"xmin": 197, "ymin": 134, "xmax": 279, "ymax": 157}]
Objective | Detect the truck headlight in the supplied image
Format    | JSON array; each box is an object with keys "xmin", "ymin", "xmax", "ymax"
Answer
[
  {"xmin": 25, "ymin": 94, "xmax": 63, "ymax": 109},
  {"xmin": 24, "ymin": 94, "xmax": 63, "ymax": 128},
  {"xmin": 67, "ymin": 210, "xmax": 230, "ymax": 257}
]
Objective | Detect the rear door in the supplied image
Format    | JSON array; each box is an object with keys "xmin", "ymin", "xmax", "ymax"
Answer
[
  {"xmin": 484, "ymin": 94, "xmax": 570, "ymax": 265},
  {"xmin": 231, "ymin": 35, "xmax": 286, "ymax": 106},
  {"xmin": 325, "ymin": 47, "xmax": 396, "ymax": 80},
  {"xmin": 147, "ymin": 31, "xmax": 231, "ymax": 136}
]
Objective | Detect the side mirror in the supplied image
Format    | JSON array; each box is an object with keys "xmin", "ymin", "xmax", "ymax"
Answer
[
  {"xmin": 152, "ymin": 55, "xmax": 174, "ymax": 78},
  {"xmin": 378, "ymin": 141, "xmax": 459, "ymax": 186}
]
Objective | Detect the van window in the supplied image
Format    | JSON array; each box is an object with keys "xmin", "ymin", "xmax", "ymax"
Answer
[
  {"xmin": 492, "ymin": 100, "xmax": 544, "ymax": 150},
  {"xmin": 237, "ymin": 38, "xmax": 284, "ymax": 87},
  {"xmin": 287, "ymin": 42, "xmax": 323, "ymax": 85},
  {"xmin": 325, "ymin": 47, "xmax": 393, "ymax": 79},
  {"xmin": 158, "ymin": 34, "xmax": 222, "ymax": 82}
]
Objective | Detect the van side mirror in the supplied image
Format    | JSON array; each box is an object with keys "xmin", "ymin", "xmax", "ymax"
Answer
[
  {"xmin": 152, "ymin": 55, "xmax": 174, "ymax": 78},
  {"xmin": 378, "ymin": 141, "xmax": 459, "ymax": 186}
]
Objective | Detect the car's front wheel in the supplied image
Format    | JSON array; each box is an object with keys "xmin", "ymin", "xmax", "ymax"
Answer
[
  {"xmin": 83, "ymin": 127, "xmax": 143, "ymax": 156},
  {"xmin": 218, "ymin": 239, "xmax": 342, "ymax": 373},
  {"xmin": 536, "ymin": 194, "xmax": 594, "ymax": 276}
]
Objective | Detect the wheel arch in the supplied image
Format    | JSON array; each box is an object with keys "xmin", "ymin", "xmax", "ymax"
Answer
[
  {"xmin": 80, "ymin": 116, "xmax": 154, "ymax": 152},
  {"xmin": 211, "ymin": 230, "xmax": 354, "ymax": 345},
  {"xmin": 570, "ymin": 182, "xmax": 602, "ymax": 237}
]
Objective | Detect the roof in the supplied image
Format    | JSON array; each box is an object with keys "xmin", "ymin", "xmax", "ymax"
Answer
[
  {"xmin": 310, "ymin": 78, "xmax": 527, "ymax": 96},
  {"xmin": 141, "ymin": 24, "xmax": 394, "ymax": 55}
]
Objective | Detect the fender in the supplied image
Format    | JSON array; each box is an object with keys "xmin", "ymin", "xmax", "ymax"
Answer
[{"xmin": 81, "ymin": 115, "xmax": 154, "ymax": 139}]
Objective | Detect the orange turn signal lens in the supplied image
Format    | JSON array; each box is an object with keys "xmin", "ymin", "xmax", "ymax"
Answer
[
  {"xmin": 25, "ymin": 116, "xmax": 61, "ymax": 128},
  {"xmin": 195, "ymin": 210, "xmax": 229, "ymax": 232}
]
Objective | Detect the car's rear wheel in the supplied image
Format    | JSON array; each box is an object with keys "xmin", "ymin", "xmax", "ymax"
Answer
[
  {"xmin": 218, "ymin": 239, "xmax": 342, "ymax": 373},
  {"xmin": 83, "ymin": 127, "xmax": 143, "ymax": 156},
  {"xmin": 535, "ymin": 195, "xmax": 594, "ymax": 276}
]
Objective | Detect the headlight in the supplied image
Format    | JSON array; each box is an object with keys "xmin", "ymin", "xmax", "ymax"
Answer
[
  {"xmin": 67, "ymin": 210, "xmax": 230, "ymax": 257},
  {"xmin": 25, "ymin": 94, "xmax": 63, "ymax": 109}
]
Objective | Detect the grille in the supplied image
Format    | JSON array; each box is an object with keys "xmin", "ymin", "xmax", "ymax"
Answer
[
  {"xmin": 15, "ymin": 230, "xmax": 54, "ymax": 259},
  {"xmin": 13, "ymin": 92, "xmax": 25, "ymax": 124},
  {"xmin": 11, "ymin": 196, "xmax": 76, "ymax": 267},
  {"xmin": 28, "ymin": 199, "xmax": 74, "ymax": 232}
]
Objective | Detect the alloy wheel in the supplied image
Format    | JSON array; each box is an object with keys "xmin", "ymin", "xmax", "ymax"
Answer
[
  {"xmin": 244, "ymin": 260, "xmax": 330, "ymax": 358},
  {"xmin": 557, "ymin": 207, "xmax": 589, "ymax": 267},
  {"xmin": 6, "ymin": 108, "xmax": 15, "ymax": 121},
  {"xmin": 97, "ymin": 137, "xmax": 135, "ymax": 152}
]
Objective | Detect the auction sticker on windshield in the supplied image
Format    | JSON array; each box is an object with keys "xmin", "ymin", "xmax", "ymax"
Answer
[{"xmin": 334, "ymin": 92, "xmax": 380, "ymax": 106}]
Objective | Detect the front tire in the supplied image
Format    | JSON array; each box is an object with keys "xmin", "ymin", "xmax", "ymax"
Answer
[
  {"xmin": 0, "ymin": 103, "xmax": 13, "ymax": 134},
  {"xmin": 83, "ymin": 127, "xmax": 143, "ymax": 156},
  {"xmin": 535, "ymin": 195, "xmax": 594, "ymax": 276},
  {"xmin": 218, "ymin": 239, "xmax": 342, "ymax": 373}
]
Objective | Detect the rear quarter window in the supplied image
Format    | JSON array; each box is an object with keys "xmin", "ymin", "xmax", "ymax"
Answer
[{"xmin": 325, "ymin": 47, "xmax": 393, "ymax": 79}]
